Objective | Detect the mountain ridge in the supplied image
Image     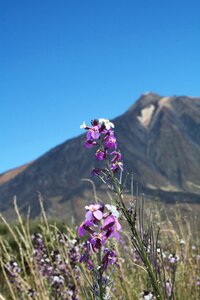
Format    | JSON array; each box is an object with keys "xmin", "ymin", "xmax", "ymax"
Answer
[{"xmin": 1, "ymin": 93, "xmax": 200, "ymax": 219}]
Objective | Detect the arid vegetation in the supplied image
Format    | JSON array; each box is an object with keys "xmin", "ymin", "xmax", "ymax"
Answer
[{"xmin": 0, "ymin": 198, "xmax": 199, "ymax": 299}]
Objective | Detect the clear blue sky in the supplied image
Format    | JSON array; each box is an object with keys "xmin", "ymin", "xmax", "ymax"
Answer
[{"xmin": 1, "ymin": 0, "xmax": 200, "ymax": 173}]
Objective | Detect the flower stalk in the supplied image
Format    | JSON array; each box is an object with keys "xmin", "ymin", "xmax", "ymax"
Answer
[
  {"xmin": 97, "ymin": 246, "xmax": 104, "ymax": 300},
  {"xmin": 80, "ymin": 118, "xmax": 166, "ymax": 299}
]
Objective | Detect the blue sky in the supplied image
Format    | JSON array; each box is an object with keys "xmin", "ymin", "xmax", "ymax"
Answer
[{"xmin": 1, "ymin": 0, "xmax": 200, "ymax": 173}]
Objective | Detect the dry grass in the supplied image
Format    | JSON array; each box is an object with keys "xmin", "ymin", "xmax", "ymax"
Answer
[{"xmin": 0, "ymin": 199, "xmax": 199, "ymax": 300}]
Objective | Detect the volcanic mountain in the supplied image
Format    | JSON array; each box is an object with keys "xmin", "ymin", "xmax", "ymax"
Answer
[{"xmin": 1, "ymin": 93, "xmax": 200, "ymax": 219}]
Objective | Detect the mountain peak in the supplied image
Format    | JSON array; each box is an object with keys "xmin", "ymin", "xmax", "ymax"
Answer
[
  {"xmin": 142, "ymin": 91, "xmax": 162, "ymax": 97},
  {"xmin": 0, "ymin": 93, "xmax": 200, "ymax": 219},
  {"xmin": 128, "ymin": 92, "xmax": 162, "ymax": 113},
  {"xmin": 140, "ymin": 91, "xmax": 162, "ymax": 100}
]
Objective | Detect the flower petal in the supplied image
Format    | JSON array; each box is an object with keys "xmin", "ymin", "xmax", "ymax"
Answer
[
  {"xmin": 85, "ymin": 210, "xmax": 93, "ymax": 220},
  {"xmin": 93, "ymin": 210, "xmax": 103, "ymax": 220},
  {"xmin": 78, "ymin": 225, "xmax": 85, "ymax": 237}
]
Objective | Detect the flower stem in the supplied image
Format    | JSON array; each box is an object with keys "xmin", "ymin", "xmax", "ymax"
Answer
[{"xmin": 97, "ymin": 246, "xmax": 104, "ymax": 300}]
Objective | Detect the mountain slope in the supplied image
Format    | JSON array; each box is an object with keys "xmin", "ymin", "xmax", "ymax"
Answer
[{"xmin": 1, "ymin": 93, "xmax": 200, "ymax": 218}]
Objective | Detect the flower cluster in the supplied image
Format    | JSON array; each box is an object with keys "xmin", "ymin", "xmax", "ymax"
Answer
[
  {"xmin": 4, "ymin": 232, "xmax": 82, "ymax": 300},
  {"xmin": 78, "ymin": 204, "xmax": 121, "ymax": 272},
  {"xmin": 80, "ymin": 118, "xmax": 123, "ymax": 174},
  {"xmin": 5, "ymin": 260, "xmax": 21, "ymax": 279},
  {"xmin": 5, "ymin": 260, "xmax": 21, "ymax": 289},
  {"xmin": 31, "ymin": 233, "xmax": 80, "ymax": 299},
  {"xmin": 5, "ymin": 260, "xmax": 37, "ymax": 296}
]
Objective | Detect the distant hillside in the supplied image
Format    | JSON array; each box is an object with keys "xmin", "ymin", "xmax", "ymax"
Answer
[{"xmin": 1, "ymin": 93, "xmax": 200, "ymax": 219}]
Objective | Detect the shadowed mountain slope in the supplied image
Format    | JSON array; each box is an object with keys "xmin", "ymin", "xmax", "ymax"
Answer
[{"xmin": 0, "ymin": 93, "xmax": 200, "ymax": 218}]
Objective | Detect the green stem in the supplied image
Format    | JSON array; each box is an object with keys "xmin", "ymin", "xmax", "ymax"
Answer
[
  {"xmin": 133, "ymin": 229, "xmax": 164, "ymax": 299},
  {"xmin": 109, "ymin": 168, "xmax": 164, "ymax": 300},
  {"xmin": 97, "ymin": 246, "xmax": 104, "ymax": 300}
]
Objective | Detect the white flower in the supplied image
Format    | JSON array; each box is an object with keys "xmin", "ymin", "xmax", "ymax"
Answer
[
  {"xmin": 52, "ymin": 275, "xmax": 64, "ymax": 285},
  {"xmin": 80, "ymin": 121, "xmax": 87, "ymax": 129},
  {"xmin": 99, "ymin": 118, "xmax": 114, "ymax": 130},
  {"xmin": 144, "ymin": 293, "xmax": 154, "ymax": 300},
  {"xmin": 71, "ymin": 239, "xmax": 77, "ymax": 245},
  {"xmin": 179, "ymin": 239, "xmax": 185, "ymax": 246},
  {"xmin": 140, "ymin": 291, "xmax": 154, "ymax": 300},
  {"xmin": 105, "ymin": 204, "xmax": 119, "ymax": 218}
]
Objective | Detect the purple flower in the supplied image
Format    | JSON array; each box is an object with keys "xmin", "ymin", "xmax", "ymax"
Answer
[
  {"xmin": 168, "ymin": 254, "xmax": 179, "ymax": 264},
  {"xmin": 102, "ymin": 215, "xmax": 122, "ymax": 241},
  {"xmin": 102, "ymin": 249, "xmax": 117, "ymax": 271},
  {"xmin": 84, "ymin": 128, "xmax": 100, "ymax": 148},
  {"xmin": 31, "ymin": 233, "xmax": 43, "ymax": 246},
  {"xmin": 85, "ymin": 204, "xmax": 104, "ymax": 221},
  {"xmin": 78, "ymin": 220, "xmax": 94, "ymax": 237},
  {"xmin": 78, "ymin": 202, "xmax": 122, "ymax": 276},
  {"xmin": 110, "ymin": 161, "xmax": 123, "ymax": 173},
  {"xmin": 81, "ymin": 119, "xmax": 123, "ymax": 174},
  {"xmin": 95, "ymin": 149, "xmax": 107, "ymax": 160},
  {"xmin": 102, "ymin": 130, "xmax": 111, "ymax": 140},
  {"xmin": 85, "ymin": 140, "xmax": 98, "ymax": 149},
  {"xmin": 89, "ymin": 232, "xmax": 107, "ymax": 252},
  {"xmin": 91, "ymin": 168, "xmax": 104, "ymax": 176},
  {"xmin": 166, "ymin": 280, "xmax": 172, "ymax": 297},
  {"xmin": 111, "ymin": 151, "xmax": 122, "ymax": 162},
  {"xmin": 87, "ymin": 126, "xmax": 100, "ymax": 140},
  {"xmin": 105, "ymin": 134, "xmax": 117, "ymax": 149},
  {"xmin": 80, "ymin": 254, "xmax": 94, "ymax": 270}
]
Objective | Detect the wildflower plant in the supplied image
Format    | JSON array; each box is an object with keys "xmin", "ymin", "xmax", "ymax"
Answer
[
  {"xmin": 0, "ymin": 118, "xmax": 199, "ymax": 300},
  {"xmin": 80, "ymin": 118, "xmax": 168, "ymax": 300}
]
